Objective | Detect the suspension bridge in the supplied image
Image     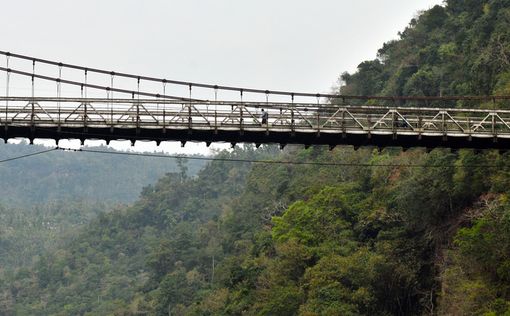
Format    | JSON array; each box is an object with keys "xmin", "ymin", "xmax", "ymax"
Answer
[{"xmin": 1, "ymin": 51, "xmax": 510, "ymax": 150}]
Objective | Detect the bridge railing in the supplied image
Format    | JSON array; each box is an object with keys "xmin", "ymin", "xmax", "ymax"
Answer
[{"xmin": 0, "ymin": 97, "xmax": 509, "ymax": 139}]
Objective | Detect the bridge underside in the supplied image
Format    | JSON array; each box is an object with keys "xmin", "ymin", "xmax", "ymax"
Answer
[{"xmin": 2, "ymin": 126, "xmax": 507, "ymax": 151}]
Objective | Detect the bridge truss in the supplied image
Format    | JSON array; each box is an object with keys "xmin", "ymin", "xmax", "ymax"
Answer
[
  {"xmin": 1, "ymin": 50, "xmax": 510, "ymax": 149},
  {"xmin": 0, "ymin": 96, "xmax": 509, "ymax": 150}
]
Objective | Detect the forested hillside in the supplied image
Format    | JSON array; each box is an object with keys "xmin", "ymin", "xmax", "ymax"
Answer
[
  {"xmin": 2, "ymin": 0, "xmax": 510, "ymax": 315},
  {"xmin": 0, "ymin": 143, "xmax": 205, "ymax": 271},
  {"xmin": 0, "ymin": 146, "xmax": 281, "ymax": 314},
  {"xmin": 340, "ymin": 0, "xmax": 510, "ymax": 99},
  {"xmin": 6, "ymin": 144, "xmax": 510, "ymax": 315}
]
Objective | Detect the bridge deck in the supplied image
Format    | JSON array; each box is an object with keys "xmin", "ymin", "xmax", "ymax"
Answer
[{"xmin": 0, "ymin": 97, "xmax": 509, "ymax": 149}]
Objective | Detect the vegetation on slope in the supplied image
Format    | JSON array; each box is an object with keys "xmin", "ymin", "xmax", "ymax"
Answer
[
  {"xmin": 0, "ymin": 143, "xmax": 205, "ymax": 272},
  {"xmin": 4, "ymin": 145, "xmax": 510, "ymax": 315},
  {"xmin": 340, "ymin": 0, "xmax": 510, "ymax": 101}
]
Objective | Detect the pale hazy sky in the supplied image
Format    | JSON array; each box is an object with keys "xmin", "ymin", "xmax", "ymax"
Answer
[{"xmin": 1, "ymin": 0, "xmax": 444, "ymax": 153}]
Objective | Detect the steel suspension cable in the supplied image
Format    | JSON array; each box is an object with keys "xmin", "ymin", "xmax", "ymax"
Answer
[
  {"xmin": 0, "ymin": 66, "xmax": 202, "ymax": 101},
  {"xmin": 53, "ymin": 146, "xmax": 506, "ymax": 169},
  {"xmin": 5, "ymin": 55, "xmax": 9, "ymax": 124},
  {"xmin": 31, "ymin": 60, "xmax": 35, "ymax": 100},
  {"xmin": 84, "ymin": 69, "xmax": 88, "ymax": 98},
  {"xmin": 57, "ymin": 65, "xmax": 62, "ymax": 122},
  {"xmin": 0, "ymin": 147, "xmax": 58, "ymax": 163},
  {"xmin": 2, "ymin": 50, "xmax": 510, "ymax": 102}
]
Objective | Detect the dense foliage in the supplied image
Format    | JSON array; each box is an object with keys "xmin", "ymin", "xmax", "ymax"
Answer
[
  {"xmin": 340, "ymin": 0, "xmax": 510, "ymax": 104},
  {"xmin": 0, "ymin": 142, "xmax": 205, "ymax": 279},
  {"xmin": 4, "ymin": 144, "xmax": 510, "ymax": 315},
  {"xmin": 2, "ymin": 0, "xmax": 510, "ymax": 315}
]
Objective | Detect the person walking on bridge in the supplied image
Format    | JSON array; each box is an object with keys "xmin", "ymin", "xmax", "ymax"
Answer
[{"xmin": 261, "ymin": 109, "xmax": 268, "ymax": 126}]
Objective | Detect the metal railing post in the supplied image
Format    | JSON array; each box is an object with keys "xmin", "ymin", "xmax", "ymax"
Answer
[
  {"xmin": 163, "ymin": 108, "xmax": 166, "ymax": 134},
  {"xmin": 214, "ymin": 109, "xmax": 218, "ymax": 134}
]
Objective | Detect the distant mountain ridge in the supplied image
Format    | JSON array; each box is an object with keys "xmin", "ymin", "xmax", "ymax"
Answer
[{"xmin": 0, "ymin": 142, "xmax": 205, "ymax": 208}]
